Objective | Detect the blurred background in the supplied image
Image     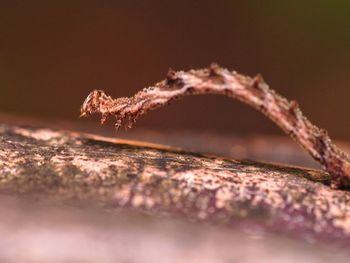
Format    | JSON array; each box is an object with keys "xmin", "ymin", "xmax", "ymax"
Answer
[{"xmin": 1, "ymin": 1, "xmax": 349, "ymax": 139}]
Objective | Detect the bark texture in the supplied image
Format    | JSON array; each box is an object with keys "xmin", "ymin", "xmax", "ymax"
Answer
[{"xmin": 1, "ymin": 122, "xmax": 350, "ymax": 247}]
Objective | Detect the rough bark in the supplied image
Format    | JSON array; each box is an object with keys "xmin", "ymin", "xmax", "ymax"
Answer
[{"xmin": 1, "ymin": 121, "xmax": 350, "ymax": 248}]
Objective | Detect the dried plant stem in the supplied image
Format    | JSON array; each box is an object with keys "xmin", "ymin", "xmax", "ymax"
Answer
[{"xmin": 81, "ymin": 64, "xmax": 350, "ymax": 189}]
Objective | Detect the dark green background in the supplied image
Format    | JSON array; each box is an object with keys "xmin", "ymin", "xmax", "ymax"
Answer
[{"xmin": 1, "ymin": 1, "xmax": 349, "ymax": 139}]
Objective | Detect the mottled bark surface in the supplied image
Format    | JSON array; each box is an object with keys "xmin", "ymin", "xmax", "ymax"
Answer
[{"xmin": 1, "ymin": 122, "xmax": 350, "ymax": 262}]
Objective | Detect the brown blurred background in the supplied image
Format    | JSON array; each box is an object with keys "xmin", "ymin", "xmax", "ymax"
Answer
[{"xmin": 0, "ymin": 1, "xmax": 349, "ymax": 139}]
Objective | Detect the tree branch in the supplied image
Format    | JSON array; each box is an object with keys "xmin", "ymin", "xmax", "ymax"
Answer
[
  {"xmin": 81, "ymin": 64, "xmax": 350, "ymax": 189},
  {"xmin": 1, "ymin": 123, "xmax": 350, "ymax": 243}
]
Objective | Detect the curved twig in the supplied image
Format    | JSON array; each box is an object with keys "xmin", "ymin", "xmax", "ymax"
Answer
[{"xmin": 80, "ymin": 64, "xmax": 350, "ymax": 189}]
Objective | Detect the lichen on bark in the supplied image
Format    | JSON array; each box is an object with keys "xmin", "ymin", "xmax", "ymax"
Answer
[{"xmin": 1, "ymin": 123, "xmax": 350, "ymax": 244}]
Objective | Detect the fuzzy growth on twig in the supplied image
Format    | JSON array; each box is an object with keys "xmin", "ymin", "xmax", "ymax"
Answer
[{"xmin": 80, "ymin": 64, "xmax": 350, "ymax": 189}]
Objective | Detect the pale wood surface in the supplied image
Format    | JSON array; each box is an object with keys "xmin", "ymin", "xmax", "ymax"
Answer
[{"xmin": 0, "ymin": 119, "xmax": 350, "ymax": 262}]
